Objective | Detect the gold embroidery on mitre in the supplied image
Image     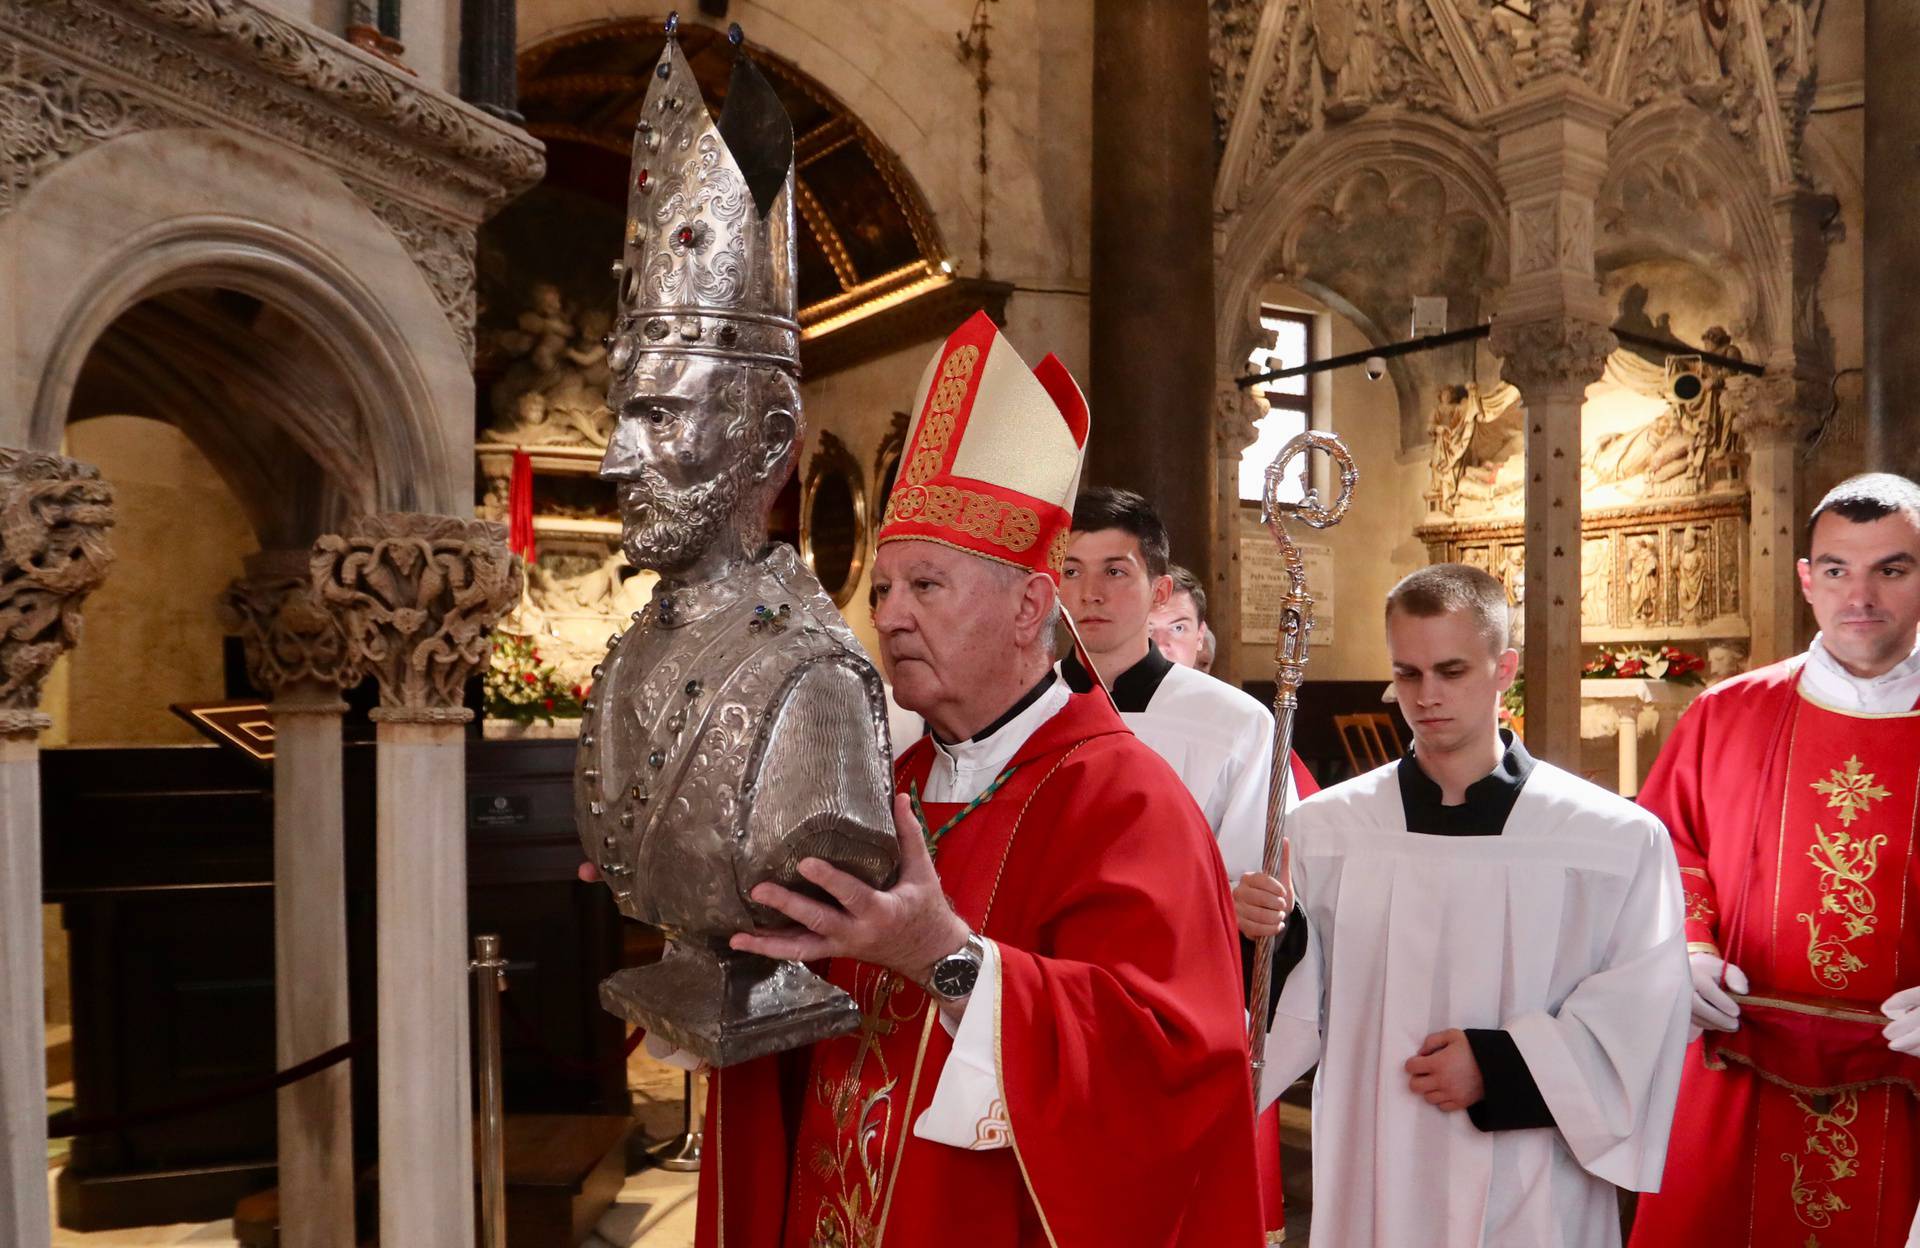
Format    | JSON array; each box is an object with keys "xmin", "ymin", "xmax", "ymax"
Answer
[
  {"xmin": 1798, "ymin": 821, "xmax": 1888, "ymax": 990},
  {"xmin": 903, "ymin": 346, "xmax": 980, "ymax": 488},
  {"xmin": 883, "ymin": 484, "xmax": 1041, "ymax": 554},
  {"xmin": 1812, "ymin": 756, "xmax": 1891, "ymax": 827},
  {"xmin": 1782, "ymin": 1091, "xmax": 1861, "ymax": 1230}
]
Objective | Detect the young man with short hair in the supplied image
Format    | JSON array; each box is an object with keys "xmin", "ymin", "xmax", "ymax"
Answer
[
  {"xmin": 1627, "ymin": 473, "xmax": 1920, "ymax": 1248},
  {"xmin": 1150, "ymin": 564, "xmax": 1208, "ymax": 669},
  {"xmin": 1060, "ymin": 486, "xmax": 1314, "ymax": 1245},
  {"xmin": 1249, "ymin": 563, "xmax": 1690, "ymax": 1248}
]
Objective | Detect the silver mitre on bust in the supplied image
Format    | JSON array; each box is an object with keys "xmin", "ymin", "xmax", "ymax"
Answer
[{"xmin": 577, "ymin": 16, "xmax": 898, "ymax": 1068}]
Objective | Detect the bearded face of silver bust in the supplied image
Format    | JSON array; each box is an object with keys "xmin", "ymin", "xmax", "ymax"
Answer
[{"xmin": 601, "ymin": 353, "xmax": 801, "ymax": 576}]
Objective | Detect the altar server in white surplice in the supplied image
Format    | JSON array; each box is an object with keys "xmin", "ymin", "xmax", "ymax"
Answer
[{"xmin": 1250, "ymin": 563, "xmax": 1691, "ymax": 1248}]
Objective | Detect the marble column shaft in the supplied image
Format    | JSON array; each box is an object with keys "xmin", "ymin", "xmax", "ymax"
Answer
[
  {"xmin": 313, "ymin": 513, "xmax": 519, "ymax": 1248},
  {"xmin": 272, "ymin": 693, "xmax": 356, "ymax": 1248},
  {"xmin": 1486, "ymin": 76, "xmax": 1623, "ymax": 767},
  {"xmin": 2, "ymin": 735, "xmax": 51, "ymax": 1245},
  {"xmin": 0, "ymin": 448, "xmax": 114, "ymax": 1248},
  {"xmin": 225, "ymin": 553, "xmax": 360, "ymax": 1248}
]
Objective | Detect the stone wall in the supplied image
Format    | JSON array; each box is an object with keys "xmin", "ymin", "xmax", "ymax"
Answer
[{"xmin": 53, "ymin": 417, "xmax": 256, "ymax": 745}]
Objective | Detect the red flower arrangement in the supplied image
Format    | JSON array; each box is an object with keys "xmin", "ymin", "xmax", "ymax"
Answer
[
  {"xmin": 485, "ymin": 632, "xmax": 588, "ymax": 725},
  {"xmin": 1582, "ymin": 644, "xmax": 1707, "ymax": 685}
]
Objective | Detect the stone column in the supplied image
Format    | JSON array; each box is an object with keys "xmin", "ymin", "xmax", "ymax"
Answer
[
  {"xmin": 1485, "ymin": 75, "xmax": 1624, "ymax": 767},
  {"xmin": 222, "ymin": 552, "xmax": 361, "ymax": 1248},
  {"xmin": 1211, "ymin": 382, "xmax": 1260, "ymax": 685},
  {"xmin": 0, "ymin": 449, "xmax": 114, "ymax": 1248},
  {"xmin": 313, "ymin": 515, "xmax": 520, "ymax": 1248},
  {"xmin": 1865, "ymin": 0, "xmax": 1920, "ymax": 479},
  {"xmin": 1089, "ymin": 0, "xmax": 1216, "ymax": 583},
  {"xmin": 458, "ymin": 0, "xmax": 521, "ymax": 123},
  {"xmin": 1731, "ymin": 373, "xmax": 1816, "ymax": 665}
]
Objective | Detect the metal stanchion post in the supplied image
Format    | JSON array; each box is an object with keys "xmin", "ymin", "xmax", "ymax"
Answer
[
  {"xmin": 471, "ymin": 935, "xmax": 509, "ymax": 1248},
  {"xmin": 652, "ymin": 1071, "xmax": 702, "ymax": 1172}
]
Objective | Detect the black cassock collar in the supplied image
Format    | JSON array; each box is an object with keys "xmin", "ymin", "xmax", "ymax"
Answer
[
  {"xmin": 1397, "ymin": 729, "xmax": 1536, "ymax": 836},
  {"xmin": 1060, "ymin": 641, "xmax": 1175, "ymax": 713}
]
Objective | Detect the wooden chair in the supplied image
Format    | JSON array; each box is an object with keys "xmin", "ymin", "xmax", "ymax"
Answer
[{"xmin": 1334, "ymin": 712, "xmax": 1404, "ymax": 775}]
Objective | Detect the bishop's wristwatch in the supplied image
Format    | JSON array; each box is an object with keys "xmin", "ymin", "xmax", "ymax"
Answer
[{"xmin": 927, "ymin": 932, "xmax": 986, "ymax": 1003}]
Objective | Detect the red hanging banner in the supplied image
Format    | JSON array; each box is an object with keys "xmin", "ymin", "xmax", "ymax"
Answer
[{"xmin": 508, "ymin": 448, "xmax": 536, "ymax": 563}]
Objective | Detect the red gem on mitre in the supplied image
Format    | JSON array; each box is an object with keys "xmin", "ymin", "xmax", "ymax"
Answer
[{"xmin": 636, "ymin": 169, "xmax": 649, "ymax": 190}]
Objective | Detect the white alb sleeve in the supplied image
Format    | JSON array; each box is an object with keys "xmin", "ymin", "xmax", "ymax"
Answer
[{"xmin": 911, "ymin": 939, "xmax": 1011, "ymax": 1150}]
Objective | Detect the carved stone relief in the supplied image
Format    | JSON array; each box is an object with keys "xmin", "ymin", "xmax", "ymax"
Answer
[
  {"xmin": 311, "ymin": 513, "xmax": 521, "ymax": 720},
  {"xmin": 0, "ymin": 448, "xmax": 116, "ymax": 731},
  {"xmin": 1417, "ymin": 495, "xmax": 1748, "ymax": 643},
  {"xmin": 1, "ymin": 0, "xmax": 544, "ymax": 360},
  {"xmin": 220, "ymin": 550, "xmax": 357, "ymax": 700},
  {"xmin": 481, "ymin": 284, "xmax": 615, "ymax": 451}
]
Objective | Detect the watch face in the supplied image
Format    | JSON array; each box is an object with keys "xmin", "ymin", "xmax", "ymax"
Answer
[{"xmin": 932, "ymin": 953, "xmax": 979, "ymax": 999}]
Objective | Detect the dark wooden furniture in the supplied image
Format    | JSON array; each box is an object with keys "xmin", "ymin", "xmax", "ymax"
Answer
[
  {"xmin": 1240, "ymin": 679, "xmax": 1411, "ymax": 789},
  {"xmin": 43, "ymin": 736, "xmax": 628, "ymax": 1231}
]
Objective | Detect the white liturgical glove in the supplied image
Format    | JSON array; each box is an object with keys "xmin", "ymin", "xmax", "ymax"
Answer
[
  {"xmin": 1882, "ymin": 985, "xmax": 1920, "ymax": 1056},
  {"xmin": 1688, "ymin": 952, "xmax": 1748, "ymax": 1043}
]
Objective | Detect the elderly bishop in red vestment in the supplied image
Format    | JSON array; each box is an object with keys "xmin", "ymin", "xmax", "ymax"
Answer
[
  {"xmin": 696, "ymin": 312, "xmax": 1263, "ymax": 1247},
  {"xmin": 1629, "ymin": 474, "xmax": 1920, "ymax": 1248}
]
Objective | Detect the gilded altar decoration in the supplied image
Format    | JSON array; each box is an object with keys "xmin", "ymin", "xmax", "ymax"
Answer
[
  {"xmin": 1783, "ymin": 1091, "xmax": 1861, "ymax": 1231},
  {"xmin": 1813, "ymin": 756, "xmax": 1890, "ymax": 828},
  {"xmin": 1798, "ymin": 821, "xmax": 1888, "ymax": 992}
]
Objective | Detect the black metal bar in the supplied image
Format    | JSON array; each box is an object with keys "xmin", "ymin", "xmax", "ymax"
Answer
[
  {"xmin": 1235, "ymin": 324, "xmax": 1490, "ymax": 389},
  {"xmin": 1234, "ymin": 321, "xmax": 1766, "ymax": 389},
  {"xmin": 1610, "ymin": 328, "xmax": 1766, "ymax": 377}
]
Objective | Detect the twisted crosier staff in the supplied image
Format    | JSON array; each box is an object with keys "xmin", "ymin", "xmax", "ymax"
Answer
[{"xmin": 1246, "ymin": 430, "xmax": 1357, "ymax": 1107}]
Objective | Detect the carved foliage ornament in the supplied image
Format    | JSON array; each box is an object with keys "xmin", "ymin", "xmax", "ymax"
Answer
[
  {"xmin": 0, "ymin": 449, "xmax": 115, "ymax": 722},
  {"xmin": 312, "ymin": 513, "xmax": 521, "ymax": 719},
  {"xmin": 1491, "ymin": 318, "xmax": 1617, "ymax": 399},
  {"xmin": 220, "ymin": 573, "xmax": 357, "ymax": 699}
]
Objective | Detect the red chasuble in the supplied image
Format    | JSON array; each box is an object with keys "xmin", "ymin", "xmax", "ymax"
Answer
[
  {"xmin": 693, "ymin": 690, "xmax": 1263, "ymax": 1248},
  {"xmin": 1628, "ymin": 659, "xmax": 1920, "ymax": 1248}
]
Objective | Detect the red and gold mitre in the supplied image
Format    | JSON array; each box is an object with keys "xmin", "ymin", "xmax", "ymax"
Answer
[{"xmin": 876, "ymin": 312, "xmax": 1090, "ymax": 581}]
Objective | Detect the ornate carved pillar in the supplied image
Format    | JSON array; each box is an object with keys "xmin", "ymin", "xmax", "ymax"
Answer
[
  {"xmin": 1211, "ymin": 380, "xmax": 1260, "ymax": 685},
  {"xmin": 1486, "ymin": 76, "xmax": 1624, "ymax": 766},
  {"xmin": 222, "ymin": 552, "xmax": 360, "ymax": 1248},
  {"xmin": 1730, "ymin": 374, "xmax": 1816, "ymax": 666},
  {"xmin": 1493, "ymin": 321, "xmax": 1613, "ymax": 764},
  {"xmin": 312, "ymin": 514, "xmax": 519, "ymax": 1248},
  {"xmin": 0, "ymin": 450, "xmax": 113, "ymax": 1248}
]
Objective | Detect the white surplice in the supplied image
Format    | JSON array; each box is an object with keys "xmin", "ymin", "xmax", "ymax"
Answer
[
  {"xmin": 1262, "ymin": 758, "xmax": 1691, "ymax": 1248},
  {"xmin": 1062, "ymin": 657, "xmax": 1284, "ymax": 880}
]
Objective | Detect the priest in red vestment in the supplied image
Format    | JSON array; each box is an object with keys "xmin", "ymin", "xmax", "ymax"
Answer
[
  {"xmin": 1629, "ymin": 473, "xmax": 1920, "ymax": 1248},
  {"xmin": 700, "ymin": 311, "xmax": 1263, "ymax": 1247}
]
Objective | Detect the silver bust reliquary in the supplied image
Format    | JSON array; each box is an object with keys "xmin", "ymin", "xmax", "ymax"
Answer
[{"xmin": 574, "ymin": 17, "xmax": 899, "ymax": 1068}]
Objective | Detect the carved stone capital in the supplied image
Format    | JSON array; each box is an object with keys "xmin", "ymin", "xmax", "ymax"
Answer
[
  {"xmin": 0, "ymin": 448, "xmax": 115, "ymax": 729},
  {"xmin": 1491, "ymin": 317, "xmax": 1615, "ymax": 402},
  {"xmin": 220, "ymin": 549, "xmax": 357, "ymax": 701},
  {"xmin": 1726, "ymin": 372, "xmax": 1819, "ymax": 447},
  {"xmin": 311, "ymin": 513, "xmax": 521, "ymax": 718},
  {"xmin": 1213, "ymin": 384, "xmax": 1262, "ymax": 457}
]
